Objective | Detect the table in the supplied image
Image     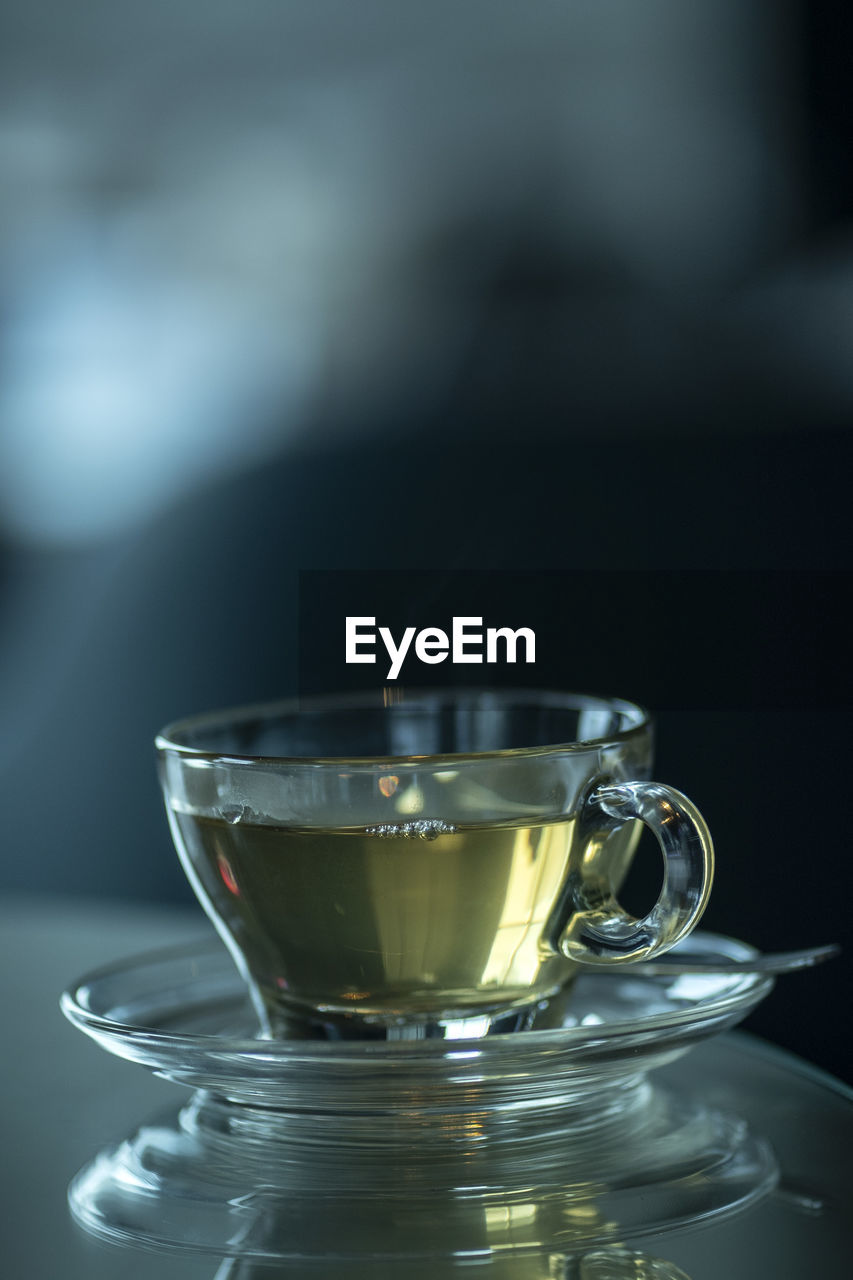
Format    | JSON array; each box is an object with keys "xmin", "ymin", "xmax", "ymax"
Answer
[{"xmin": 1, "ymin": 895, "xmax": 850, "ymax": 1279}]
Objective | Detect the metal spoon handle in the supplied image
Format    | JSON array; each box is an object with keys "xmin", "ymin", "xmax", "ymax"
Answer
[{"xmin": 614, "ymin": 943, "xmax": 840, "ymax": 978}]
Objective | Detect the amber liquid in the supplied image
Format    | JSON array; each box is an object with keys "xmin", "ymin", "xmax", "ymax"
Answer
[{"xmin": 172, "ymin": 810, "xmax": 637, "ymax": 1024}]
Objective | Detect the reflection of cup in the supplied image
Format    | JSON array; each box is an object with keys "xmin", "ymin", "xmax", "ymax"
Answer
[
  {"xmin": 157, "ymin": 690, "xmax": 713, "ymax": 1036},
  {"xmin": 214, "ymin": 1243, "xmax": 692, "ymax": 1280}
]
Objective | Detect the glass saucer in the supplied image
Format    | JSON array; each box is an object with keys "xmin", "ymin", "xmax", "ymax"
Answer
[
  {"xmin": 62, "ymin": 932, "xmax": 778, "ymax": 1263},
  {"xmin": 61, "ymin": 930, "xmax": 774, "ymax": 1104}
]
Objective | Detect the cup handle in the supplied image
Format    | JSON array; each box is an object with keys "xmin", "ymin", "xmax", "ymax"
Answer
[{"xmin": 558, "ymin": 781, "xmax": 715, "ymax": 964}]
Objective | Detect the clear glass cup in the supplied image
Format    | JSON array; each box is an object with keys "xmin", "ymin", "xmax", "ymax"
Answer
[{"xmin": 156, "ymin": 690, "xmax": 714, "ymax": 1038}]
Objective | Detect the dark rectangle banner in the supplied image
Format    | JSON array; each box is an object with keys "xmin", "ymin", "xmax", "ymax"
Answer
[{"xmin": 297, "ymin": 569, "xmax": 851, "ymax": 711}]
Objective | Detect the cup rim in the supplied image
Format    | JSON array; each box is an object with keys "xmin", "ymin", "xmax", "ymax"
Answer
[{"xmin": 155, "ymin": 688, "xmax": 651, "ymax": 766}]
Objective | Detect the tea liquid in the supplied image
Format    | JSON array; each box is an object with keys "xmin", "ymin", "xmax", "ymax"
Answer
[{"xmin": 172, "ymin": 810, "xmax": 637, "ymax": 1019}]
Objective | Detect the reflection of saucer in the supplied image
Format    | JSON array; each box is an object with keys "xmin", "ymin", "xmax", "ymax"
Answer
[
  {"xmin": 69, "ymin": 1087, "xmax": 776, "ymax": 1261},
  {"xmin": 63, "ymin": 933, "xmax": 778, "ymax": 1261},
  {"xmin": 62, "ymin": 931, "xmax": 774, "ymax": 1104}
]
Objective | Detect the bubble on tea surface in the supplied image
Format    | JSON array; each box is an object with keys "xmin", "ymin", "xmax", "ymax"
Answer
[
  {"xmin": 366, "ymin": 819, "xmax": 457, "ymax": 840},
  {"xmin": 221, "ymin": 804, "xmax": 249, "ymax": 825}
]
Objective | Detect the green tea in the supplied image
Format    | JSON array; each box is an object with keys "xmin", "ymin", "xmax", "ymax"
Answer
[{"xmin": 171, "ymin": 809, "xmax": 638, "ymax": 1023}]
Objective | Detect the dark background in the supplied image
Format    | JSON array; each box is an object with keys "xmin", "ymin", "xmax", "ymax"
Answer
[{"xmin": 1, "ymin": 1, "xmax": 851, "ymax": 1079}]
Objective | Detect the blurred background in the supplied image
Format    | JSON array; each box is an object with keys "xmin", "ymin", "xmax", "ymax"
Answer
[{"xmin": 1, "ymin": 1, "xmax": 850, "ymax": 1075}]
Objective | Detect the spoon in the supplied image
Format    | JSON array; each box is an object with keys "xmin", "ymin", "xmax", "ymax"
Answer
[{"xmin": 608, "ymin": 943, "xmax": 841, "ymax": 978}]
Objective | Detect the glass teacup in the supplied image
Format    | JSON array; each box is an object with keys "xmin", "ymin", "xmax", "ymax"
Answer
[{"xmin": 157, "ymin": 690, "xmax": 714, "ymax": 1038}]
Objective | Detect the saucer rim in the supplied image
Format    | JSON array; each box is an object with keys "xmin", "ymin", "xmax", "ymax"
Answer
[{"xmin": 61, "ymin": 930, "xmax": 775, "ymax": 1060}]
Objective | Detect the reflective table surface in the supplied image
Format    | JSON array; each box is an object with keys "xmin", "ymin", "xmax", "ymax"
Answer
[{"xmin": 2, "ymin": 895, "xmax": 850, "ymax": 1279}]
